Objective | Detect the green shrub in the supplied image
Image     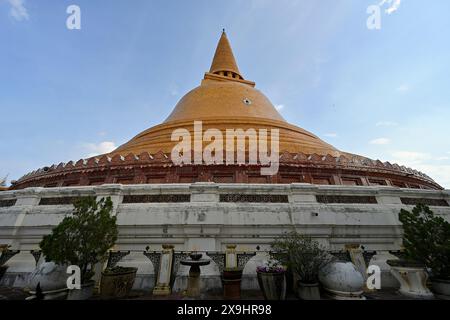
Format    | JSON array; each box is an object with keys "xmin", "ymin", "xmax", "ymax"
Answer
[
  {"xmin": 40, "ymin": 196, "xmax": 118, "ymax": 283},
  {"xmin": 399, "ymin": 204, "xmax": 450, "ymax": 279}
]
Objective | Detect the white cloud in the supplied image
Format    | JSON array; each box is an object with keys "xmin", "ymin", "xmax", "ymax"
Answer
[
  {"xmin": 0, "ymin": 175, "xmax": 7, "ymax": 187},
  {"xmin": 324, "ymin": 133, "xmax": 338, "ymax": 138},
  {"xmin": 275, "ymin": 104, "xmax": 284, "ymax": 111},
  {"xmin": 379, "ymin": 0, "xmax": 401, "ymax": 15},
  {"xmin": 413, "ymin": 164, "xmax": 450, "ymax": 189},
  {"xmin": 8, "ymin": 0, "xmax": 29, "ymax": 21},
  {"xmin": 396, "ymin": 84, "xmax": 410, "ymax": 93},
  {"xmin": 388, "ymin": 150, "xmax": 450, "ymax": 188},
  {"xmin": 82, "ymin": 141, "xmax": 117, "ymax": 157},
  {"xmin": 370, "ymin": 138, "xmax": 391, "ymax": 145},
  {"xmin": 386, "ymin": 0, "xmax": 401, "ymax": 14},
  {"xmin": 169, "ymin": 83, "xmax": 179, "ymax": 96},
  {"xmin": 391, "ymin": 151, "xmax": 432, "ymax": 165},
  {"xmin": 376, "ymin": 121, "xmax": 398, "ymax": 127},
  {"xmin": 437, "ymin": 156, "xmax": 450, "ymax": 161}
]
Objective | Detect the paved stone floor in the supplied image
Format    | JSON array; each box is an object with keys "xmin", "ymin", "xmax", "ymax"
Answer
[
  {"xmin": 0, "ymin": 287, "xmax": 29, "ymax": 300},
  {"xmin": 0, "ymin": 286, "xmax": 440, "ymax": 301}
]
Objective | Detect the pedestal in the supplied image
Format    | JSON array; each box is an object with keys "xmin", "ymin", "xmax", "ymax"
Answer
[
  {"xmin": 390, "ymin": 266, "xmax": 434, "ymax": 299},
  {"xmin": 187, "ymin": 265, "xmax": 202, "ymax": 298}
]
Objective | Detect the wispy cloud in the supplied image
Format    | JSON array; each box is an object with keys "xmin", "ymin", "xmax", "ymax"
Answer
[
  {"xmin": 0, "ymin": 175, "xmax": 8, "ymax": 187},
  {"xmin": 389, "ymin": 150, "xmax": 450, "ymax": 188},
  {"xmin": 169, "ymin": 83, "xmax": 179, "ymax": 96},
  {"xmin": 396, "ymin": 84, "xmax": 410, "ymax": 93},
  {"xmin": 415, "ymin": 164, "xmax": 450, "ymax": 189},
  {"xmin": 324, "ymin": 133, "xmax": 338, "ymax": 138},
  {"xmin": 275, "ymin": 104, "xmax": 284, "ymax": 111},
  {"xmin": 376, "ymin": 121, "xmax": 398, "ymax": 127},
  {"xmin": 370, "ymin": 138, "xmax": 391, "ymax": 145},
  {"xmin": 8, "ymin": 0, "xmax": 29, "ymax": 21},
  {"xmin": 391, "ymin": 151, "xmax": 432, "ymax": 164},
  {"xmin": 379, "ymin": 0, "xmax": 401, "ymax": 15},
  {"xmin": 82, "ymin": 141, "xmax": 117, "ymax": 157}
]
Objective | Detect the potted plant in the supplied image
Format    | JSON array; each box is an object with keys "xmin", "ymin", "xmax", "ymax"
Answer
[
  {"xmin": 272, "ymin": 232, "xmax": 333, "ymax": 300},
  {"xmin": 222, "ymin": 267, "xmax": 243, "ymax": 300},
  {"xmin": 99, "ymin": 265, "xmax": 138, "ymax": 299},
  {"xmin": 40, "ymin": 196, "xmax": 118, "ymax": 300},
  {"xmin": 256, "ymin": 259, "xmax": 287, "ymax": 300},
  {"xmin": 389, "ymin": 204, "xmax": 450, "ymax": 299}
]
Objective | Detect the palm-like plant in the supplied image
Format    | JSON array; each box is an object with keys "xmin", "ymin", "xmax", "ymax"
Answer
[{"xmin": 271, "ymin": 232, "xmax": 333, "ymax": 284}]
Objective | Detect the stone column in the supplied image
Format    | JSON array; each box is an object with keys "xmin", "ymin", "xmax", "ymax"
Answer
[
  {"xmin": 153, "ymin": 244, "xmax": 175, "ymax": 296},
  {"xmin": 94, "ymin": 184, "xmax": 123, "ymax": 216},
  {"xmin": 289, "ymin": 183, "xmax": 318, "ymax": 203},
  {"xmin": 225, "ymin": 245, "xmax": 238, "ymax": 269}
]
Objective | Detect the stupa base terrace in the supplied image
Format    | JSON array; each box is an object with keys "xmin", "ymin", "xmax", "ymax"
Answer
[{"xmin": 1, "ymin": 182, "xmax": 449, "ymax": 290}]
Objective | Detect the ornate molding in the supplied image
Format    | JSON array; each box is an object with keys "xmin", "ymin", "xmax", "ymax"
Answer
[
  {"xmin": 12, "ymin": 151, "xmax": 441, "ymax": 190},
  {"xmin": 106, "ymin": 251, "xmax": 130, "ymax": 268}
]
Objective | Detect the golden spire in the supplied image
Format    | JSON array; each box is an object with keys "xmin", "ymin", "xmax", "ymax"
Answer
[{"xmin": 209, "ymin": 30, "xmax": 243, "ymax": 80}]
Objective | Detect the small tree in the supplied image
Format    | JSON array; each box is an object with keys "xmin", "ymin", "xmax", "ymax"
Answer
[
  {"xmin": 400, "ymin": 204, "xmax": 450, "ymax": 280},
  {"xmin": 271, "ymin": 232, "xmax": 333, "ymax": 284},
  {"xmin": 40, "ymin": 196, "xmax": 118, "ymax": 283}
]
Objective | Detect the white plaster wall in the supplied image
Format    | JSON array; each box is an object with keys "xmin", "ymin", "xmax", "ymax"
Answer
[{"xmin": 1, "ymin": 183, "xmax": 449, "ymax": 289}]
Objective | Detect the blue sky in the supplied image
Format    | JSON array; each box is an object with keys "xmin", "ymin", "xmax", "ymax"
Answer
[{"xmin": 1, "ymin": 0, "xmax": 450, "ymax": 188}]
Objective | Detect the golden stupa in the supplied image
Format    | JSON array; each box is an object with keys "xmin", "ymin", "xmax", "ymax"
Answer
[
  {"xmin": 11, "ymin": 32, "xmax": 441, "ymax": 190},
  {"xmin": 113, "ymin": 31, "xmax": 340, "ymax": 158}
]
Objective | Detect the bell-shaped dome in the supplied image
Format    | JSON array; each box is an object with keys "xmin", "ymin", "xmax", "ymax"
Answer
[
  {"xmin": 113, "ymin": 31, "xmax": 341, "ymax": 157},
  {"xmin": 164, "ymin": 81, "xmax": 285, "ymax": 124}
]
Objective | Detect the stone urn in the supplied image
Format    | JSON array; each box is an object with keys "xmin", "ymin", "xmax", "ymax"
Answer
[
  {"xmin": 431, "ymin": 279, "xmax": 450, "ymax": 300},
  {"xmin": 100, "ymin": 266, "xmax": 138, "ymax": 299},
  {"xmin": 256, "ymin": 271, "xmax": 286, "ymax": 300},
  {"xmin": 319, "ymin": 261, "xmax": 365, "ymax": 300},
  {"xmin": 297, "ymin": 281, "xmax": 320, "ymax": 300},
  {"xmin": 26, "ymin": 262, "xmax": 69, "ymax": 300},
  {"xmin": 386, "ymin": 260, "xmax": 434, "ymax": 299}
]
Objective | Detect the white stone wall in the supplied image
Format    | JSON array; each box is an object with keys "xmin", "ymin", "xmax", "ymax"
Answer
[
  {"xmin": 1, "ymin": 183, "xmax": 449, "ymax": 253},
  {"xmin": 1, "ymin": 182, "xmax": 449, "ymax": 290}
]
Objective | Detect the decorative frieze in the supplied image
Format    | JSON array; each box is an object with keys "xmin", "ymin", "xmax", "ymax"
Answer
[
  {"xmin": 143, "ymin": 251, "xmax": 161, "ymax": 273},
  {"xmin": 219, "ymin": 194, "xmax": 289, "ymax": 203},
  {"xmin": 316, "ymin": 195, "xmax": 378, "ymax": 204},
  {"xmin": 38, "ymin": 197, "xmax": 80, "ymax": 205},
  {"xmin": 0, "ymin": 249, "xmax": 20, "ymax": 266},
  {"xmin": 207, "ymin": 252, "xmax": 225, "ymax": 273},
  {"xmin": 400, "ymin": 197, "xmax": 449, "ymax": 207},
  {"xmin": 237, "ymin": 252, "xmax": 256, "ymax": 269},
  {"xmin": 122, "ymin": 194, "xmax": 191, "ymax": 203},
  {"xmin": 12, "ymin": 151, "xmax": 442, "ymax": 191},
  {"xmin": 0, "ymin": 199, "xmax": 16, "ymax": 207},
  {"xmin": 106, "ymin": 250, "xmax": 130, "ymax": 268},
  {"xmin": 30, "ymin": 250, "xmax": 42, "ymax": 266}
]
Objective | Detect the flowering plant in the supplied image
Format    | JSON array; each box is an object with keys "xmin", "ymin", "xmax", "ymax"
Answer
[{"xmin": 256, "ymin": 259, "xmax": 286, "ymax": 273}]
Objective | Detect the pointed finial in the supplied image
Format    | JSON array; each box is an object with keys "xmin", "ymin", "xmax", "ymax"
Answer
[
  {"xmin": 209, "ymin": 31, "xmax": 243, "ymax": 79},
  {"xmin": 222, "ymin": 28, "xmax": 225, "ymax": 33}
]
